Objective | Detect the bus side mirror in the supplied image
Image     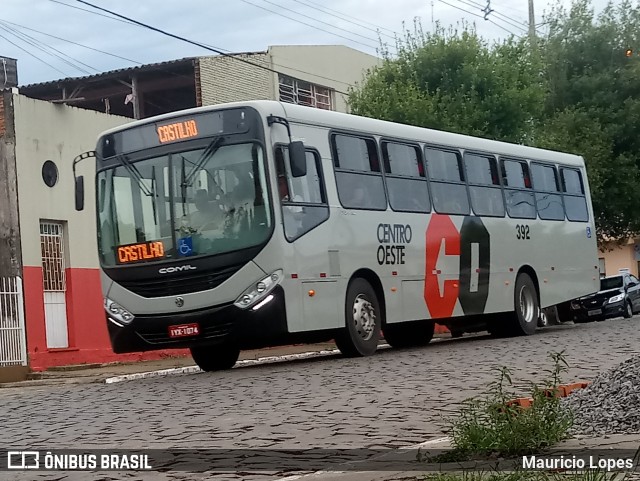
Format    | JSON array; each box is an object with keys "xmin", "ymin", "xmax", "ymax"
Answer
[
  {"xmin": 289, "ymin": 141, "xmax": 307, "ymax": 178},
  {"xmin": 75, "ymin": 176, "xmax": 85, "ymax": 211}
]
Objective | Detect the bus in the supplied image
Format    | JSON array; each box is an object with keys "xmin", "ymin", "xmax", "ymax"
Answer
[{"xmin": 72, "ymin": 100, "xmax": 600, "ymax": 371}]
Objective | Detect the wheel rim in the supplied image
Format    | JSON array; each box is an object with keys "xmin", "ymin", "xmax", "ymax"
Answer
[
  {"xmin": 353, "ymin": 294, "xmax": 376, "ymax": 341},
  {"xmin": 519, "ymin": 285, "xmax": 536, "ymax": 324}
]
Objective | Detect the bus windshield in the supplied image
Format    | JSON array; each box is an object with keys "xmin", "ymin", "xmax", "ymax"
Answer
[{"xmin": 96, "ymin": 141, "xmax": 272, "ymax": 267}]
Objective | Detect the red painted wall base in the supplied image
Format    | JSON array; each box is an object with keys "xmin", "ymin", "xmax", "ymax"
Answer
[{"xmin": 23, "ymin": 266, "xmax": 190, "ymax": 371}]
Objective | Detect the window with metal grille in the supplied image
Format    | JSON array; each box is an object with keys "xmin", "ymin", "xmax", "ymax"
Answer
[
  {"xmin": 278, "ymin": 75, "xmax": 333, "ymax": 110},
  {"xmin": 40, "ymin": 222, "xmax": 66, "ymax": 292}
]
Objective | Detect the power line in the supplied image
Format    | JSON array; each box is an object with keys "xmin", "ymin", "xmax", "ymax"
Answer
[
  {"xmin": 437, "ymin": 0, "xmax": 519, "ymax": 37},
  {"xmin": 237, "ymin": 0, "xmax": 380, "ymax": 50},
  {"xmin": 0, "ymin": 30, "xmax": 70, "ymax": 76},
  {"xmin": 295, "ymin": 0, "xmax": 398, "ymax": 35},
  {"xmin": 257, "ymin": 0, "xmax": 382, "ymax": 45},
  {"xmin": 0, "ymin": 18, "xmax": 141, "ymax": 66},
  {"xmin": 453, "ymin": 0, "xmax": 529, "ymax": 33},
  {"xmin": 67, "ymin": 0, "xmax": 353, "ymax": 95},
  {"xmin": 286, "ymin": 0, "xmax": 398, "ymax": 42},
  {"xmin": 0, "ymin": 21, "xmax": 96, "ymax": 75}
]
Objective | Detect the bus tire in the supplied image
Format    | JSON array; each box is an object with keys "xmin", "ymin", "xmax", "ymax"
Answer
[
  {"xmin": 190, "ymin": 344, "xmax": 240, "ymax": 372},
  {"xmin": 512, "ymin": 272, "xmax": 539, "ymax": 336},
  {"xmin": 383, "ymin": 320, "xmax": 435, "ymax": 349},
  {"xmin": 335, "ymin": 278, "xmax": 382, "ymax": 357}
]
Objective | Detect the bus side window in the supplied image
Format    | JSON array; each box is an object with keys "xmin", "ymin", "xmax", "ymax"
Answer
[
  {"xmin": 382, "ymin": 141, "xmax": 430, "ymax": 213},
  {"xmin": 531, "ymin": 163, "xmax": 565, "ymax": 221},
  {"xmin": 464, "ymin": 153, "xmax": 504, "ymax": 217},
  {"xmin": 332, "ymin": 134, "xmax": 387, "ymax": 211},
  {"xmin": 424, "ymin": 147, "xmax": 469, "ymax": 215},
  {"xmin": 560, "ymin": 167, "xmax": 589, "ymax": 222},
  {"xmin": 501, "ymin": 159, "xmax": 537, "ymax": 219}
]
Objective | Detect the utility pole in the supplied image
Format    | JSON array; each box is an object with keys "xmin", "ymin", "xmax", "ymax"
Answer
[{"xmin": 528, "ymin": 0, "xmax": 536, "ymax": 48}]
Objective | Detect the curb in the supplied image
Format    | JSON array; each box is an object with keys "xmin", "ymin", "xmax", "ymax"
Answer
[{"xmin": 103, "ymin": 344, "xmax": 392, "ymax": 384}]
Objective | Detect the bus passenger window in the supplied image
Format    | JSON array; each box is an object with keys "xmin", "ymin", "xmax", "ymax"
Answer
[{"xmin": 502, "ymin": 159, "xmax": 536, "ymax": 219}]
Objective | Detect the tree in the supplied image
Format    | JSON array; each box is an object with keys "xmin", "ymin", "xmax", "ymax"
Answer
[
  {"xmin": 535, "ymin": 0, "xmax": 640, "ymax": 241},
  {"xmin": 348, "ymin": 21, "xmax": 546, "ymax": 143},
  {"xmin": 348, "ymin": 3, "xmax": 640, "ymax": 243}
]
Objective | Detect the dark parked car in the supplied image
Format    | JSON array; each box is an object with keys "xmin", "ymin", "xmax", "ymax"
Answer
[{"xmin": 570, "ymin": 273, "xmax": 640, "ymax": 322}]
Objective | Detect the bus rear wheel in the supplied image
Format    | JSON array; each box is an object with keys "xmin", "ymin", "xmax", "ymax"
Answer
[
  {"xmin": 383, "ymin": 320, "xmax": 434, "ymax": 349},
  {"xmin": 190, "ymin": 344, "xmax": 240, "ymax": 372},
  {"xmin": 335, "ymin": 278, "xmax": 382, "ymax": 357},
  {"xmin": 511, "ymin": 272, "xmax": 539, "ymax": 336}
]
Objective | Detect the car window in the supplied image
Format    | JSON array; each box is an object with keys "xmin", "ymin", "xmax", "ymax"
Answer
[{"xmin": 600, "ymin": 276, "xmax": 623, "ymax": 290}]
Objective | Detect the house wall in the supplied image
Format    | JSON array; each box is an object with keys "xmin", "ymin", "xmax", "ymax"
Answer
[
  {"xmin": 11, "ymin": 94, "xmax": 189, "ymax": 370},
  {"xmin": 268, "ymin": 45, "xmax": 380, "ymax": 113},
  {"xmin": 197, "ymin": 46, "xmax": 381, "ymax": 113},
  {"xmin": 600, "ymin": 240, "xmax": 638, "ymax": 277}
]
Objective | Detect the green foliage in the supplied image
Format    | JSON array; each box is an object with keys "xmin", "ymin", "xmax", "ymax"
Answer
[
  {"xmin": 425, "ymin": 352, "xmax": 573, "ymax": 462},
  {"xmin": 348, "ymin": 1, "xmax": 640, "ymax": 242},
  {"xmin": 421, "ymin": 471, "xmax": 615, "ymax": 481}
]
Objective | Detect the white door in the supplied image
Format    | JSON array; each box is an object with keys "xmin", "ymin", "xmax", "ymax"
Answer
[{"xmin": 40, "ymin": 222, "xmax": 69, "ymax": 349}]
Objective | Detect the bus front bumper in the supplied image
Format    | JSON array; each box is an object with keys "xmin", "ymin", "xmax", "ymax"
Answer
[{"xmin": 106, "ymin": 286, "xmax": 288, "ymax": 353}]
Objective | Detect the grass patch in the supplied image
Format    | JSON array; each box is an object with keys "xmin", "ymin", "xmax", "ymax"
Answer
[
  {"xmin": 421, "ymin": 471, "xmax": 623, "ymax": 481},
  {"xmin": 425, "ymin": 352, "xmax": 574, "ymax": 463}
]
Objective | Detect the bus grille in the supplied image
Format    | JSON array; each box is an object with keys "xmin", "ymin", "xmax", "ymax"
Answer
[
  {"xmin": 136, "ymin": 320, "xmax": 234, "ymax": 345},
  {"xmin": 120, "ymin": 265, "xmax": 243, "ymax": 298}
]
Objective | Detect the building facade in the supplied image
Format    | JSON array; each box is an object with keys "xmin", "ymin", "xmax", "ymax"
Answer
[{"xmin": 0, "ymin": 45, "xmax": 385, "ymax": 377}]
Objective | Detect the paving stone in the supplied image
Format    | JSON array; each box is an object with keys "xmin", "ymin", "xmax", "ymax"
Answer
[{"xmin": 1, "ymin": 319, "xmax": 639, "ymax": 480}]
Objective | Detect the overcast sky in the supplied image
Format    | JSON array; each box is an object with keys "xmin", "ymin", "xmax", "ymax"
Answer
[{"xmin": 2, "ymin": 0, "xmax": 609, "ymax": 87}]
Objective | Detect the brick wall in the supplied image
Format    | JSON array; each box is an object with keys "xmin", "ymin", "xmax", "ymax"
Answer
[{"xmin": 198, "ymin": 53, "xmax": 274, "ymax": 106}]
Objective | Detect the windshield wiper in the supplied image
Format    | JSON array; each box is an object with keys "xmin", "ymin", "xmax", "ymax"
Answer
[
  {"xmin": 182, "ymin": 136, "xmax": 225, "ymax": 188},
  {"xmin": 116, "ymin": 154, "xmax": 153, "ymax": 197}
]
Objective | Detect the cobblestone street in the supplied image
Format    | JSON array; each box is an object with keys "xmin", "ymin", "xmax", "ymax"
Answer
[{"xmin": 1, "ymin": 318, "xmax": 639, "ymax": 480}]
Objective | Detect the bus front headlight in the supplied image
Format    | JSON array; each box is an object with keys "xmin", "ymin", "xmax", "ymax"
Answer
[
  {"xmin": 104, "ymin": 298, "xmax": 135, "ymax": 325},
  {"xmin": 234, "ymin": 270, "xmax": 283, "ymax": 309}
]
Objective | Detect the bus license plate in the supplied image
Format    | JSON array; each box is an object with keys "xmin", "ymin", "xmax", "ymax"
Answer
[
  {"xmin": 588, "ymin": 309, "xmax": 602, "ymax": 316},
  {"xmin": 168, "ymin": 323, "xmax": 200, "ymax": 338}
]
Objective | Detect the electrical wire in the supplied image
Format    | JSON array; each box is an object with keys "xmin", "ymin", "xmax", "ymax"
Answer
[
  {"xmin": 437, "ymin": 0, "xmax": 519, "ymax": 37},
  {"xmin": 288, "ymin": 0, "xmax": 398, "ymax": 41},
  {"xmin": 294, "ymin": 0, "xmax": 398, "ymax": 35},
  {"xmin": 0, "ymin": 30, "xmax": 70, "ymax": 76},
  {"xmin": 0, "ymin": 21, "xmax": 96, "ymax": 74},
  {"xmin": 257, "ymin": 0, "xmax": 382, "ymax": 45},
  {"xmin": 237, "ymin": 0, "xmax": 380, "ymax": 50},
  {"xmin": 0, "ymin": 18, "xmax": 141, "ymax": 66},
  {"xmin": 453, "ymin": 0, "xmax": 529, "ymax": 32},
  {"xmin": 64, "ymin": 0, "xmax": 352, "ymax": 95}
]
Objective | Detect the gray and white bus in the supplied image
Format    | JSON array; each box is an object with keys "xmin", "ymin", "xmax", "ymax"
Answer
[{"xmin": 73, "ymin": 100, "xmax": 600, "ymax": 371}]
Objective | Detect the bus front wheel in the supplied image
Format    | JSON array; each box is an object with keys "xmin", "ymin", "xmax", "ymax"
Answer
[
  {"xmin": 335, "ymin": 278, "xmax": 382, "ymax": 357},
  {"xmin": 190, "ymin": 344, "xmax": 240, "ymax": 372}
]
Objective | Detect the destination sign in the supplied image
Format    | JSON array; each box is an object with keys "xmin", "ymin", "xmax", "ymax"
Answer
[
  {"xmin": 116, "ymin": 241, "xmax": 165, "ymax": 265},
  {"xmin": 157, "ymin": 119, "xmax": 199, "ymax": 144}
]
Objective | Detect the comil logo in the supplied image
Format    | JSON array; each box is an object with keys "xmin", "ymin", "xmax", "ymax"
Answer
[
  {"xmin": 158, "ymin": 265, "xmax": 197, "ymax": 274},
  {"xmin": 7, "ymin": 451, "xmax": 40, "ymax": 469},
  {"xmin": 424, "ymin": 214, "xmax": 491, "ymax": 319}
]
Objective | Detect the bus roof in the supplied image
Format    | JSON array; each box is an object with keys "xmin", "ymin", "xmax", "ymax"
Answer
[{"xmin": 98, "ymin": 100, "xmax": 585, "ymax": 167}]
